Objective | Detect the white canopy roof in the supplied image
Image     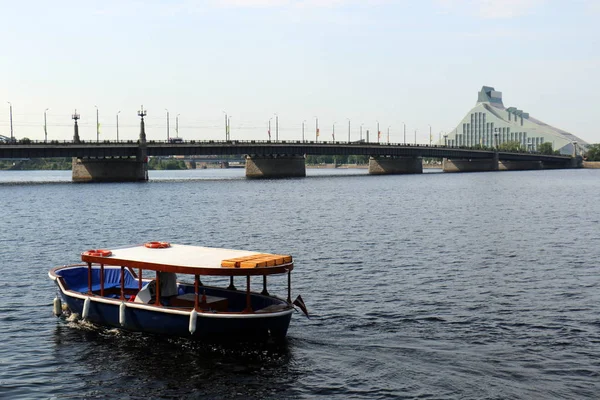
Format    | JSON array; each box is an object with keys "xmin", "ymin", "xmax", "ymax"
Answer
[
  {"xmin": 81, "ymin": 243, "xmax": 293, "ymax": 276},
  {"xmin": 108, "ymin": 244, "xmax": 262, "ymax": 269}
]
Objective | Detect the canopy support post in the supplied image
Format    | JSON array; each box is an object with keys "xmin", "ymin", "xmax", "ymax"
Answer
[
  {"xmin": 227, "ymin": 276, "xmax": 236, "ymax": 291},
  {"xmin": 120, "ymin": 266, "xmax": 125, "ymax": 300},
  {"xmin": 100, "ymin": 264, "xmax": 105, "ymax": 297},
  {"xmin": 138, "ymin": 268, "xmax": 142, "ymax": 290},
  {"xmin": 87, "ymin": 262, "xmax": 92, "ymax": 295},
  {"xmin": 287, "ymin": 270, "xmax": 291, "ymax": 303},
  {"xmin": 155, "ymin": 271, "xmax": 161, "ymax": 306},
  {"xmin": 194, "ymin": 274, "xmax": 200, "ymax": 311},
  {"xmin": 261, "ymin": 275, "xmax": 269, "ymax": 296},
  {"xmin": 244, "ymin": 275, "xmax": 252, "ymax": 313}
]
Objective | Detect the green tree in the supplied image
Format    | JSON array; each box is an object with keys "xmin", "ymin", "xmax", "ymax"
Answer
[
  {"xmin": 498, "ymin": 141, "xmax": 524, "ymax": 152},
  {"xmin": 585, "ymin": 144, "xmax": 600, "ymax": 161},
  {"xmin": 538, "ymin": 142, "xmax": 554, "ymax": 155}
]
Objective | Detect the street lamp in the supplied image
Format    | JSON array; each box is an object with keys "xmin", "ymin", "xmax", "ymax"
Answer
[
  {"xmin": 166, "ymin": 109, "xmax": 170, "ymax": 141},
  {"xmin": 44, "ymin": 108, "xmax": 50, "ymax": 142},
  {"xmin": 428, "ymin": 124, "xmax": 432, "ymax": 146},
  {"xmin": 227, "ymin": 116, "xmax": 231, "ymax": 140},
  {"xmin": 403, "ymin": 122, "xmax": 406, "ymax": 144},
  {"xmin": 116, "ymin": 111, "xmax": 121, "ymax": 142},
  {"xmin": 222, "ymin": 111, "xmax": 227, "ymax": 141},
  {"xmin": 347, "ymin": 118, "xmax": 351, "ymax": 142},
  {"xmin": 376, "ymin": 121, "xmax": 380, "ymax": 143},
  {"xmin": 302, "ymin": 120, "xmax": 306, "ymax": 142},
  {"xmin": 176, "ymin": 114, "xmax": 180, "ymax": 138},
  {"xmin": 315, "ymin": 116, "xmax": 319, "ymax": 142},
  {"xmin": 387, "ymin": 126, "xmax": 391, "ymax": 144},
  {"xmin": 275, "ymin": 113, "xmax": 278, "ymax": 141},
  {"xmin": 95, "ymin": 105, "xmax": 99, "ymax": 142},
  {"xmin": 7, "ymin": 102, "xmax": 13, "ymax": 141},
  {"xmin": 414, "ymin": 129, "xmax": 417, "ymax": 145},
  {"xmin": 268, "ymin": 118, "xmax": 272, "ymax": 141},
  {"xmin": 332, "ymin": 122, "xmax": 336, "ymax": 142},
  {"xmin": 360, "ymin": 123, "xmax": 363, "ymax": 142}
]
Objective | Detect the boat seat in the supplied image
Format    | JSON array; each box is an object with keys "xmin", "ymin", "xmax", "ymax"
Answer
[{"xmin": 58, "ymin": 266, "xmax": 139, "ymax": 293}]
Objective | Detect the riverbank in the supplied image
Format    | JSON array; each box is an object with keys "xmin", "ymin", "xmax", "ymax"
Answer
[{"xmin": 584, "ymin": 161, "xmax": 600, "ymax": 168}]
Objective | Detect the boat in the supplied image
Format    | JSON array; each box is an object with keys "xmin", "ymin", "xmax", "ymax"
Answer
[{"xmin": 49, "ymin": 242, "xmax": 306, "ymax": 339}]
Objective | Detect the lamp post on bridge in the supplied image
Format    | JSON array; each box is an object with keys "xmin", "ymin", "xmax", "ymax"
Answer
[
  {"xmin": 222, "ymin": 111, "xmax": 230, "ymax": 141},
  {"xmin": 72, "ymin": 109, "xmax": 81, "ymax": 143},
  {"xmin": 414, "ymin": 129, "xmax": 417, "ymax": 145},
  {"xmin": 268, "ymin": 117, "xmax": 272, "ymax": 141},
  {"xmin": 360, "ymin": 123, "xmax": 363, "ymax": 142},
  {"xmin": 302, "ymin": 120, "xmax": 306, "ymax": 142},
  {"xmin": 7, "ymin": 102, "xmax": 13, "ymax": 142},
  {"xmin": 176, "ymin": 114, "xmax": 180, "ymax": 138},
  {"xmin": 44, "ymin": 108, "xmax": 49, "ymax": 143},
  {"xmin": 315, "ymin": 116, "xmax": 319, "ymax": 142},
  {"xmin": 387, "ymin": 126, "xmax": 391, "ymax": 144},
  {"xmin": 332, "ymin": 122, "xmax": 336, "ymax": 142},
  {"xmin": 275, "ymin": 113, "xmax": 278, "ymax": 141},
  {"xmin": 166, "ymin": 109, "xmax": 170, "ymax": 141},
  {"xmin": 95, "ymin": 105, "xmax": 99, "ymax": 142},
  {"xmin": 116, "ymin": 111, "xmax": 121, "ymax": 142},
  {"xmin": 428, "ymin": 124, "xmax": 432, "ymax": 146},
  {"xmin": 403, "ymin": 122, "xmax": 406, "ymax": 144},
  {"xmin": 138, "ymin": 105, "xmax": 147, "ymax": 143},
  {"xmin": 376, "ymin": 121, "xmax": 380, "ymax": 143},
  {"xmin": 347, "ymin": 118, "xmax": 351, "ymax": 142}
]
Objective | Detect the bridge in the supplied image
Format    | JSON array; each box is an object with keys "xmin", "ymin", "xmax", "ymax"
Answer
[{"xmin": 0, "ymin": 115, "xmax": 579, "ymax": 182}]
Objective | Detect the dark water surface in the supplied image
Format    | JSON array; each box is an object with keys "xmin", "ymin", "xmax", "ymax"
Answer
[{"xmin": 1, "ymin": 168, "xmax": 599, "ymax": 399}]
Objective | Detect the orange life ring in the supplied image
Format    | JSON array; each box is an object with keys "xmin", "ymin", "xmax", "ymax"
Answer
[
  {"xmin": 83, "ymin": 249, "xmax": 112, "ymax": 257},
  {"xmin": 144, "ymin": 241, "xmax": 170, "ymax": 249}
]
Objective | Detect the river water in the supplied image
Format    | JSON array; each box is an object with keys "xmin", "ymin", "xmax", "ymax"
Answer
[{"xmin": 1, "ymin": 168, "xmax": 599, "ymax": 399}]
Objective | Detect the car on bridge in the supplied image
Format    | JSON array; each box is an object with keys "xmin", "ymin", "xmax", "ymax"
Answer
[{"xmin": 168, "ymin": 137, "xmax": 184, "ymax": 143}]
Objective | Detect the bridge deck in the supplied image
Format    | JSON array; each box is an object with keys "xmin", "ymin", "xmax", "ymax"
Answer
[{"xmin": 0, "ymin": 140, "xmax": 572, "ymax": 164}]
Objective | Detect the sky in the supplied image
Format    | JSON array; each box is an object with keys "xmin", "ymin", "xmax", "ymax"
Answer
[{"xmin": 1, "ymin": 0, "xmax": 599, "ymax": 144}]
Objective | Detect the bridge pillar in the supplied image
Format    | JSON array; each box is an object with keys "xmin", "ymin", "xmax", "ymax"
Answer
[
  {"xmin": 543, "ymin": 156, "xmax": 583, "ymax": 169},
  {"xmin": 443, "ymin": 157, "xmax": 499, "ymax": 173},
  {"xmin": 245, "ymin": 155, "xmax": 306, "ymax": 178},
  {"xmin": 72, "ymin": 106, "xmax": 149, "ymax": 183},
  {"xmin": 72, "ymin": 158, "xmax": 148, "ymax": 182},
  {"xmin": 368, "ymin": 156, "xmax": 423, "ymax": 175}
]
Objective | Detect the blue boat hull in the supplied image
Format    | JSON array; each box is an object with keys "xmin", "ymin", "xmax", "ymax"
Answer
[{"xmin": 59, "ymin": 291, "xmax": 293, "ymax": 339}]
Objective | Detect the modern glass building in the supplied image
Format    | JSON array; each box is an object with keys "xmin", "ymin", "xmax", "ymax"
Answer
[{"xmin": 445, "ymin": 86, "xmax": 587, "ymax": 155}]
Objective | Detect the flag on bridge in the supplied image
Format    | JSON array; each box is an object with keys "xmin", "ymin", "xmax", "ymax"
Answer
[
  {"xmin": 316, "ymin": 128, "xmax": 320, "ymax": 137},
  {"xmin": 268, "ymin": 129, "xmax": 271, "ymax": 139}
]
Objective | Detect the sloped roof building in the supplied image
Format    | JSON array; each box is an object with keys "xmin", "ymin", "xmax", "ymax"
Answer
[{"xmin": 446, "ymin": 86, "xmax": 587, "ymax": 155}]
